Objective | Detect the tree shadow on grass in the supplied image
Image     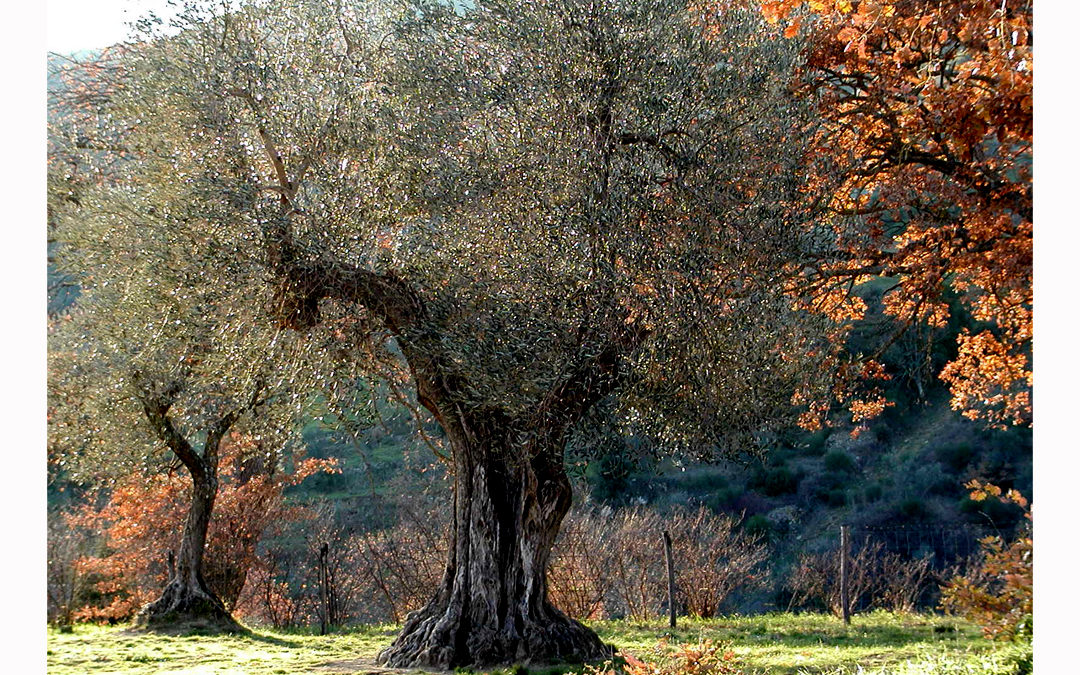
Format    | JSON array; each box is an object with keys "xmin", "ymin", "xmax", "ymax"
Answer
[
  {"xmin": 121, "ymin": 621, "xmax": 306, "ymax": 649},
  {"xmin": 240, "ymin": 630, "xmax": 307, "ymax": 649}
]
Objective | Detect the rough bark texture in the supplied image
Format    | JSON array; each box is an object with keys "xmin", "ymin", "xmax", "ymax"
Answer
[{"xmin": 377, "ymin": 407, "xmax": 612, "ymax": 669}]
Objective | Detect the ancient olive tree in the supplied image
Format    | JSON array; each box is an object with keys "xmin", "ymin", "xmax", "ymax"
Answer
[{"xmin": 87, "ymin": 0, "xmax": 836, "ymax": 666}]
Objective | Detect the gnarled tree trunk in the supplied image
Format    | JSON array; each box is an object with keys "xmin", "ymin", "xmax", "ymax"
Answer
[{"xmin": 378, "ymin": 408, "xmax": 611, "ymax": 669}]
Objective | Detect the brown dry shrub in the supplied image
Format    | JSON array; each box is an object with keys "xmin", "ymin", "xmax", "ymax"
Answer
[
  {"xmin": 353, "ymin": 518, "xmax": 449, "ymax": 622},
  {"xmin": 667, "ymin": 506, "xmax": 769, "ymax": 618},
  {"xmin": 47, "ymin": 510, "xmax": 97, "ymax": 628},
  {"xmin": 875, "ymin": 550, "xmax": 935, "ymax": 613},
  {"xmin": 548, "ymin": 506, "xmax": 612, "ymax": 621},
  {"xmin": 236, "ymin": 505, "xmax": 449, "ymax": 627},
  {"xmin": 788, "ymin": 540, "xmax": 937, "ymax": 617},
  {"xmin": 788, "ymin": 541, "xmax": 884, "ymax": 617},
  {"xmin": 550, "ymin": 504, "xmax": 769, "ymax": 621},
  {"xmin": 606, "ymin": 507, "xmax": 667, "ymax": 621},
  {"xmin": 235, "ymin": 549, "xmax": 315, "ymax": 628}
]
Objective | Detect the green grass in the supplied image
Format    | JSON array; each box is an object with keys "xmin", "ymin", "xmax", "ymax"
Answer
[
  {"xmin": 593, "ymin": 611, "xmax": 1026, "ymax": 674},
  {"xmin": 46, "ymin": 623, "xmax": 400, "ymax": 675},
  {"xmin": 46, "ymin": 612, "xmax": 1026, "ymax": 675}
]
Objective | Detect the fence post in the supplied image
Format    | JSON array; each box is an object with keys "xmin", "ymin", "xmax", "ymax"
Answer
[
  {"xmin": 663, "ymin": 529, "xmax": 676, "ymax": 629},
  {"xmin": 839, "ymin": 524, "xmax": 851, "ymax": 626},
  {"xmin": 319, "ymin": 541, "xmax": 330, "ymax": 635}
]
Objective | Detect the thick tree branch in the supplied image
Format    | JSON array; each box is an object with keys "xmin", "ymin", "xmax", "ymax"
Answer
[
  {"xmin": 532, "ymin": 320, "xmax": 648, "ymax": 434},
  {"xmin": 133, "ymin": 375, "xmax": 205, "ymax": 480}
]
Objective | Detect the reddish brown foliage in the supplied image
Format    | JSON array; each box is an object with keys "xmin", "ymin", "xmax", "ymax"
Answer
[
  {"xmin": 940, "ymin": 480, "xmax": 1032, "ymax": 640},
  {"xmin": 66, "ymin": 433, "xmax": 337, "ymax": 622},
  {"xmin": 757, "ymin": 1, "xmax": 1031, "ymax": 428},
  {"xmin": 585, "ymin": 639, "xmax": 743, "ymax": 675}
]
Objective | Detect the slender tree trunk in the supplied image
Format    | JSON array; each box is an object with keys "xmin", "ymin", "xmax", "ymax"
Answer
[
  {"xmin": 378, "ymin": 409, "xmax": 612, "ymax": 669},
  {"xmin": 133, "ymin": 391, "xmax": 245, "ymax": 631},
  {"xmin": 135, "ymin": 466, "xmax": 240, "ymax": 630}
]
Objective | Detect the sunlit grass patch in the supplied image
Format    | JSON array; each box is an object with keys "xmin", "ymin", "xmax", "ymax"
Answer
[
  {"xmin": 46, "ymin": 623, "xmax": 397, "ymax": 675},
  {"xmin": 592, "ymin": 611, "xmax": 1004, "ymax": 675},
  {"xmin": 47, "ymin": 613, "xmax": 1020, "ymax": 675}
]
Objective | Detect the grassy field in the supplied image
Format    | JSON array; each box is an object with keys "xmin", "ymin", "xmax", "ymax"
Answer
[{"xmin": 45, "ymin": 611, "xmax": 1030, "ymax": 675}]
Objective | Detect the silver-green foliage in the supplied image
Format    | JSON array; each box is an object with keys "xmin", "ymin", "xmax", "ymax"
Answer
[{"xmin": 55, "ymin": 0, "xmax": 835, "ymax": 464}]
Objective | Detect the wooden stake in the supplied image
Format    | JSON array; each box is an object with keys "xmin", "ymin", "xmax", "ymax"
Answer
[
  {"xmin": 840, "ymin": 524, "xmax": 851, "ymax": 626},
  {"xmin": 663, "ymin": 529, "xmax": 676, "ymax": 629},
  {"xmin": 319, "ymin": 541, "xmax": 330, "ymax": 635}
]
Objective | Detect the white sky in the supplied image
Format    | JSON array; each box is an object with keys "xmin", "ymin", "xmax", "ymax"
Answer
[{"xmin": 46, "ymin": 0, "xmax": 180, "ymax": 54}]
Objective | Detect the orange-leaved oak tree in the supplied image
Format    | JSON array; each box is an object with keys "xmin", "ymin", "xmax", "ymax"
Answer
[{"xmin": 757, "ymin": 0, "xmax": 1032, "ymax": 428}]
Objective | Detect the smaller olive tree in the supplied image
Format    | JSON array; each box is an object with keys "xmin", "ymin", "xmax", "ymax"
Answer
[{"xmin": 48, "ymin": 167, "xmax": 363, "ymax": 629}]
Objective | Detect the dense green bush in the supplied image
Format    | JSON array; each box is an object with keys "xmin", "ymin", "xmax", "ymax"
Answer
[
  {"xmin": 801, "ymin": 429, "xmax": 830, "ymax": 456},
  {"xmin": 749, "ymin": 466, "xmax": 800, "ymax": 497},
  {"xmin": 743, "ymin": 514, "xmax": 773, "ymax": 541},
  {"xmin": 823, "ymin": 451, "xmax": 857, "ymax": 474},
  {"xmin": 897, "ymin": 498, "xmax": 929, "ymax": 520},
  {"xmin": 679, "ymin": 471, "xmax": 728, "ymax": 493},
  {"xmin": 296, "ymin": 470, "xmax": 351, "ymax": 494},
  {"xmin": 958, "ymin": 495, "xmax": 1024, "ymax": 528},
  {"xmin": 935, "ymin": 442, "xmax": 975, "ymax": 474},
  {"xmin": 584, "ymin": 452, "xmax": 638, "ymax": 503},
  {"xmin": 864, "ymin": 483, "xmax": 884, "ymax": 502},
  {"xmin": 704, "ymin": 487, "xmax": 741, "ymax": 511},
  {"xmin": 766, "ymin": 448, "xmax": 795, "ymax": 467}
]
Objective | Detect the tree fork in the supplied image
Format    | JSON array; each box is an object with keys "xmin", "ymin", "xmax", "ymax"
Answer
[
  {"xmin": 133, "ymin": 387, "xmax": 248, "ymax": 632},
  {"xmin": 264, "ymin": 219, "xmax": 640, "ymax": 668}
]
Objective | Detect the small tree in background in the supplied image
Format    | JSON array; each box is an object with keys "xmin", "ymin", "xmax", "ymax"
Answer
[
  {"xmin": 64, "ymin": 434, "xmax": 338, "ymax": 623},
  {"xmin": 47, "ymin": 36, "xmax": 371, "ymax": 631}
]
